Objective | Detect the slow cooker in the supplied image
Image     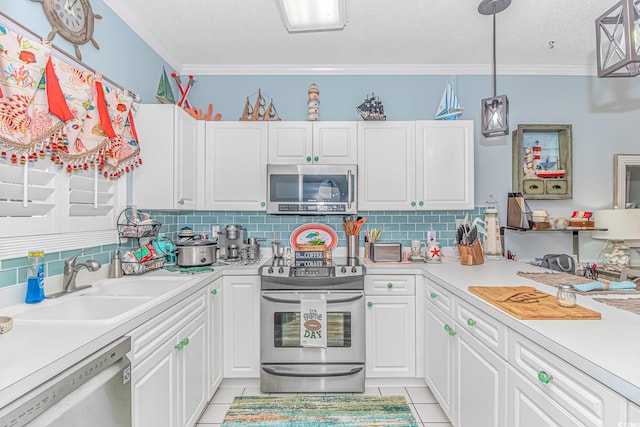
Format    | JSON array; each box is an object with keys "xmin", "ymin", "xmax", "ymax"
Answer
[{"xmin": 176, "ymin": 239, "xmax": 217, "ymax": 267}]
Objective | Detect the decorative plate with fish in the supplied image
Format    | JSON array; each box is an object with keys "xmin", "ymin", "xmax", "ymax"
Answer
[{"xmin": 290, "ymin": 223, "xmax": 338, "ymax": 250}]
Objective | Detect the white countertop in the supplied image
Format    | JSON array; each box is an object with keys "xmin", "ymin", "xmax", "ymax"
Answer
[
  {"xmin": 365, "ymin": 258, "xmax": 640, "ymax": 405},
  {"xmin": 0, "ymin": 261, "xmax": 262, "ymax": 410},
  {"xmin": 2, "ymin": 257, "xmax": 640, "ymax": 412}
]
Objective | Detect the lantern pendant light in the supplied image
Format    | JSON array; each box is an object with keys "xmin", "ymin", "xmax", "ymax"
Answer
[
  {"xmin": 479, "ymin": 0, "xmax": 511, "ymax": 138},
  {"xmin": 595, "ymin": 0, "xmax": 640, "ymax": 78}
]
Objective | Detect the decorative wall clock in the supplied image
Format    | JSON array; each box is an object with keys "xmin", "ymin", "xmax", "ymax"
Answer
[{"xmin": 32, "ymin": 0, "xmax": 102, "ymax": 61}]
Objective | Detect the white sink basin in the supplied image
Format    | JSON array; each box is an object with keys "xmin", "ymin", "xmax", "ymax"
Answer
[
  {"xmin": 14, "ymin": 295, "xmax": 152, "ymax": 322},
  {"xmin": 89, "ymin": 276, "xmax": 193, "ymax": 297}
]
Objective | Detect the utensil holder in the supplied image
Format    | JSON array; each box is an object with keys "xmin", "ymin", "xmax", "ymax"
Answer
[
  {"xmin": 347, "ymin": 235, "xmax": 359, "ymax": 258},
  {"xmin": 458, "ymin": 240, "xmax": 485, "ymax": 266}
]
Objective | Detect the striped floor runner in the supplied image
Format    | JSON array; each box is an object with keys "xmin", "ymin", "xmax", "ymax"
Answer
[{"xmin": 221, "ymin": 395, "xmax": 418, "ymax": 426}]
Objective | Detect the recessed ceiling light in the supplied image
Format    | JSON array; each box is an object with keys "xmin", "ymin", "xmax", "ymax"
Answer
[{"xmin": 276, "ymin": 0, "xmax": 349, "ymax": 33}]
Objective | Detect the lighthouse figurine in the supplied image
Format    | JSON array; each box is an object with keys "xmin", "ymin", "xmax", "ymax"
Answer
[
  {"xmin": 483, "ymin": 194, "xmax": 503, "ymax": 258},
  {"xmin": 307, "ymin": 83, "xmax": 319, "ymax": 121}
]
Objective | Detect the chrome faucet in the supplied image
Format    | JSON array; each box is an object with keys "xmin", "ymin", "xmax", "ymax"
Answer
[{"xmin": 48, "ymin": 253, "xmax": 102, "ymax": 298}]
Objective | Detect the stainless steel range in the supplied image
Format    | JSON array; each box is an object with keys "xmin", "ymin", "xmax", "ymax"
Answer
[{"xmin": 259, "ymin": 256, "xmax": 365, "ymax": 393}]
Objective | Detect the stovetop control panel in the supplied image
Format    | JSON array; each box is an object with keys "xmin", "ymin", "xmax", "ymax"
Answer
[{"xmin": 260, "ymin": 258, "xmax": 364, "ymax": 278}]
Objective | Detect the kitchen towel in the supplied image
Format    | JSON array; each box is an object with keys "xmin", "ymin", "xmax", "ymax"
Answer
[
  {"xmin": 300, "ymin": 295, "xmax": 327, "ymax": 348},
  {"xmin": 573, "ymin": 280, "xmax": 637, "ymax": 292}
]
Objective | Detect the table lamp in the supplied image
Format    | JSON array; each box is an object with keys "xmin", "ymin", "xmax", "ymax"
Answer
[{"xmin": 592, "ymin": 209, "xmax": 640, "ymax": 271}]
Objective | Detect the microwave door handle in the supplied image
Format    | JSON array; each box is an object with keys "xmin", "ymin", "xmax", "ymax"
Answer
[{"xmin": 347, "ymin": 169, "xmax": 353, "ymax": 209}]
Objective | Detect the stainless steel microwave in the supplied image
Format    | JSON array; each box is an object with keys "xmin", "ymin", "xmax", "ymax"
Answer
[{"xmin": 267, "ymin": 164, "xmax": 357, "ymax": 215}]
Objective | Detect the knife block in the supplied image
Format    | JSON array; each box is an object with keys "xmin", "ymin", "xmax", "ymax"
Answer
[{"xmin": 458, "ymin": 240, "xmax": 485, "ymax": 266}]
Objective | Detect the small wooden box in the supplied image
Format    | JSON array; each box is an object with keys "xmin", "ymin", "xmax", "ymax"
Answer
[
  {"xmin": 568, "ymin": 220, "xmax": 594, "ymax": 228},
  {"xmin": 531, "ymin": 222, "xmax": 551, "ymax": 230}
]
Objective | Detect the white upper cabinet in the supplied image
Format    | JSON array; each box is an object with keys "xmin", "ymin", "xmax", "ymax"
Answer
[
  {"xmin": 416, "ymin": 120, "xmax": 474, "ymax": 210},
  {"xmin": 205, "ymin": 121, "xmax": 268, "ymax": 211},
  {"xmin": 357, "ymin": 121, "xmax": 416, "ymax": 210},
  {"xmin": 358, "ymin": 120, "xmax": 474, "ymax": 211},
  {"xmin": 132, "ymin": 104, "xmax": 203, "ymax": 210},
  {"xmin": 268, "ymin": 121, "xmax": 357, "ymax": 165}
]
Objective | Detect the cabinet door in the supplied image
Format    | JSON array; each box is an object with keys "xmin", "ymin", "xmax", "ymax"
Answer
[
  {"xmin": 424, "ymin": 301, "xmax": 455, "ymax": 420},
  {"xmin": 365, "ymin": 295, "xmax": 415, "ymax": 377},
  {"xmin": 223, "ymin": 275, "xmax": 261, "ymax": 378},
  {"xmin": 175, "ymin": 110, "xmax": 203, "ymax": 210},
  {"xmin": 455, "ymin": 325, "xmax": 507, "ymax": 427},
  {"xmin": 268, "ymin": 121, "xmax": 312, "ymax": 164},
  {"xmin": 357, "ymin": 122, "xmax": 416, "ymax": 210},
  {"xmin": 132, "ymin": 104, "xmax": 177, "ymax": 209},
  {"xmin": 415, "ymin": 120, "xmax": 474, "ymax": 210},
  {"xmin": 629, "ymin": 401, "xmax": 640, "ymax": 423},
  {"xmin": 312, "ymin": 122, "xmax": 357, "ymax": 164},
  {"xmin": 178, "ymin": 311, "xmax": 208, "ymax": 427},
  {"xmin": 132, "ymin": 338, "xmax": 178, "ymax": 427},
  {"xmin": 205, "ymin": 122, "xmax": 268, "ymax": 210},
  {"xmin": 208, "ymin": 279, "xmax": 223, "ymax": 396},
  {"xmin": 507, "ymin": 367, "xmax": 581, "ymax": 427}
]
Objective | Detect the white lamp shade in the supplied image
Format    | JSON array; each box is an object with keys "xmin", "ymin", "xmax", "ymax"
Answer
[{"xmin": 592, "ymin": 209, "xmax": 640, "ymax": 240}]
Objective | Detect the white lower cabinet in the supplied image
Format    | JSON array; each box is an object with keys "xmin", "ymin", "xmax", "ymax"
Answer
[
  {"xmin": 207, "ymin": 278, "xmax": 223, "ymax": 397},
  {"xmin": 507, "ymin": 366, "xmax": 582, "ymax": 427},
  {"xmin": 455, "ymin": 324, "xmax": 507, "ymax": 427},
  {"xmin": 424, "ymin": 279, "xmax": 506, "ymax": 427},
  {"xmin": 129, "ymin": 288, "xmax": 209, "ymax": 427},
  {"xmin": 424, "ymin": 299, "xmax": 455, "ymax": 418},
  {"xmin": 424, "ymin": 277, "xmax": 631, "ymax": 427},
  {"xmin": 508, "ymin": 330, "xmax": 627, "ymax": 427},
  {"xmin": 223, "ymin": 275, "xmax": 261, "ymax": 378},
  {"xmin": 365, "ymin": 275, "xmax": 416, "ymax": 378},
  {"xmin": 629, "ymin": 401, "xmax": 640, "ymax": 422}
]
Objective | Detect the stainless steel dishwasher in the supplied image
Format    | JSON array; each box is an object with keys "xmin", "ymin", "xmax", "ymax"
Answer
[{"xmin": 0, "ymin": 336, "xmax": 131, "ymax": 427}]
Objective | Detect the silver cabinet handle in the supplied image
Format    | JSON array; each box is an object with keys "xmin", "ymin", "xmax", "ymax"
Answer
[{"xmin": 347, "ymin": 169, "xmax": 353, "ymax": 209}]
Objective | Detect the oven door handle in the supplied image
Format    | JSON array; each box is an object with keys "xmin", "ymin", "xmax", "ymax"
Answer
[
  {"xmin": 262, "ymin": 366, "xmax": 363, "ymax": 378},
  {"xmin": 261, "ymin": 294, "xmax": 363, "ymax": 304}
]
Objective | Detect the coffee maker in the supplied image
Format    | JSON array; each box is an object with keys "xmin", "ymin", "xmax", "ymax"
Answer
[{"xmin": 217, "ymin": 224, "xmax": 247, "ymax": 260}]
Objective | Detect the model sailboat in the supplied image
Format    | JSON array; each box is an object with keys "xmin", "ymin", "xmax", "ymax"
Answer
[
  {"xmin": 435, "ymin": 82, "xmax": 463, "ymax": 120},
  {"xmin": 239, "ymin": 89, "xmax": 281, "ymax": 121},
  {"xmin": 156, "ymin": 67, "xmax": 176, "ymax": 104}
]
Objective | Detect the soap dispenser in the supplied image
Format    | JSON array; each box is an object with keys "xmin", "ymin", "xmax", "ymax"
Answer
[{"xmin": 108, "ymin": 249, "xmax": 123, "ymax": 278}]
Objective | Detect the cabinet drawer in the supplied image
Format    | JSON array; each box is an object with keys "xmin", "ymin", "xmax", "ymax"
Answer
[
  {"xmin": 128, "ymin": 288, "xmax": 208, "ymax": 365},
  {"xmin": 509, "ymin": 330, "xmax": 626, "ymax": 427},
  {"xmin": 522, "ymin": 179, "xmax": 544, "ymax": 195},
  {"xmin": 546, "ymin": 179, "xmax": 568, "ymax": 195},
  {"xmin": 425, "ymin": 279, "xmax": 453, "ymax": 315},
  {"xmin": 454, "ymin": 298, "xmax": 508, "ymax": 360},
  {"xmin": 365, "ymin": 275, "xmax": 415, "ymax": 295}
]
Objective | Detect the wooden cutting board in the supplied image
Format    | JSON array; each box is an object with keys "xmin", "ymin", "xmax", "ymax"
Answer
[{"xmin": 468, "ymin": 286, "xmax": 601, "ymax": 320}]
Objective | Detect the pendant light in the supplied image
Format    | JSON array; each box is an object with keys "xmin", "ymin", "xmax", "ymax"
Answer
[
  {"xmin": 479, "ymin": 0, "xmax": 511, "ymax": 138},
  {"xmin": 595, "ymin": 0, "xmax": 640, "ymax": 78}
]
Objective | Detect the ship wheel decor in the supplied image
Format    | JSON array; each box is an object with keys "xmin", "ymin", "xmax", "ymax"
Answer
[{"xmin": 32, "ymin": 0, "xmax": 102, "ymax": 61}]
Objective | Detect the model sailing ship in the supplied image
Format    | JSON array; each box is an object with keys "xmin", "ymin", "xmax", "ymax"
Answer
[
  {"xmin": 435, "ymin": 82, "xmax": 463, "ymax": 120},
  {"xmin": 356, "ymin": 93, "xmax": 386, "ymax": 120},
  {"xmin": 156, "ymin": 67, "xmax": 176, "ymax": 104},
  {"xmin": 239, "ymin": 89, "xmax": 281, "ymax": 121}
]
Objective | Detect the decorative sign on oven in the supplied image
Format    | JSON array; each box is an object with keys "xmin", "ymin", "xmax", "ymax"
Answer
[{"xmin": 290, "ymin": 223, "xmax": 338, "ymax": 251}]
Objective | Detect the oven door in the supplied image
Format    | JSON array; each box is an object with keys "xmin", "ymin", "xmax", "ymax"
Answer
[{"xmin": 260, "ymin": 290, "xmax": 364, "ymax": 364}]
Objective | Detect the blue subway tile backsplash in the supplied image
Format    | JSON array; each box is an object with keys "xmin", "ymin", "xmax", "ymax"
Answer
[{"xmin": 0, "ymin": 208, "xmax": 483, "ymax": 289}]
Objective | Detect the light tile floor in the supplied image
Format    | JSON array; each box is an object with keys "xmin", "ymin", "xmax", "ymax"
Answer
[{"xmin": 196, "ymin": 381, "xmax": 452, "ymax": 426}]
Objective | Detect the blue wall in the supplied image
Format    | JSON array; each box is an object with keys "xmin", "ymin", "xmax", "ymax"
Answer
[{"xmin": 2, "ymin": 1, "xmax": 640, "ymax": 286}]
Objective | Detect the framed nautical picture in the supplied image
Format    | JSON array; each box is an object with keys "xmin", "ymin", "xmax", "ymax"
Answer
[{"xmin": 512, "ymin": 124, "xmax": 573, "ymax": 200}]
